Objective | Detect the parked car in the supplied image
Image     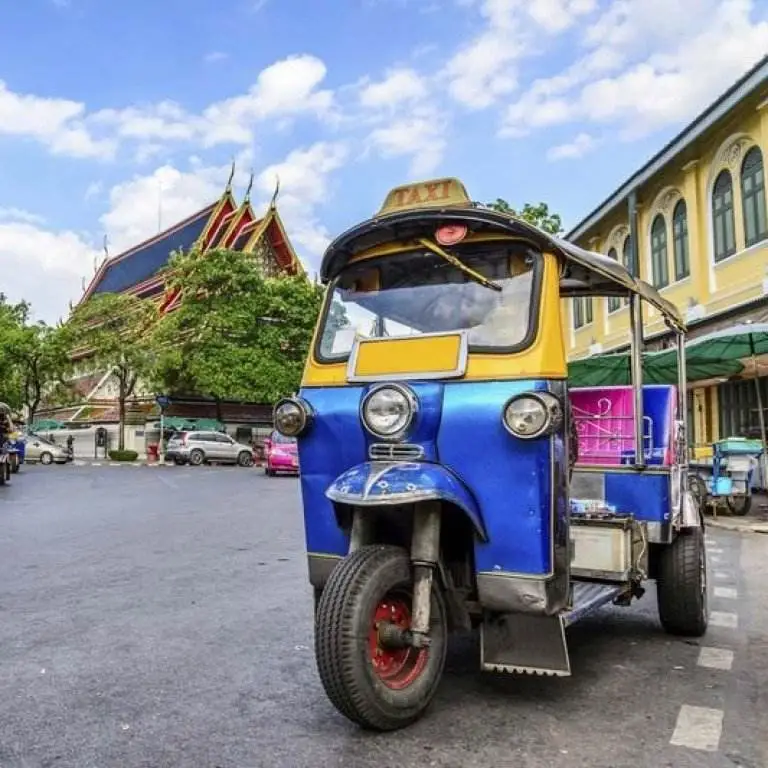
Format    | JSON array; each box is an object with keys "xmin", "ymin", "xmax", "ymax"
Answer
[
  {"xmin": 165, "ymin": 430, "xmax": 255, "ymax": 467},
  {"xmin": 24, "ymin": 435, "xmax": 70, "ymax": 465},
  {"xmin": 264, "ymin": 431, "xmax": 299, "ymax": 476}
]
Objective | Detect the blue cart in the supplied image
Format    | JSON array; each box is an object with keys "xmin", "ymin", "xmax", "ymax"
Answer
[{"xmin": 689, "ymin": 437, "xmax": 763, "ymax": 516}]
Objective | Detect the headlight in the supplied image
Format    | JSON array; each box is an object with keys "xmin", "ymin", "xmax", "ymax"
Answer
[
  {"xmin": 503, "ymin": 392, "xmax": 562, "ymax": 439},
  {"xmin": 361, "ymin": 384, "xmax": 416, "ymax": 439},
  {"xmin": 274, "ymin": 397, "xmax": 312, "ymax": 437}
]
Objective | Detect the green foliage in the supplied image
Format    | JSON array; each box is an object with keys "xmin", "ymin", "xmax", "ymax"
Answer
[
  {"xmin": 63, "ymin": 292, "xmax": 158, "ymax": 449},
  {"xmin": 0, "ymin": 294, "xmax": 70, "ymax": 421},
  {"xmin": 152, "ymin": 248, "xmax": 324, "ymax": 403},
  {"xmin": 486, "ymin": 199, "xmax": 563, "ymax": 235},
  {"xmin": 109, "ymin": 449, "xmax": 139, "ymax": 462}
]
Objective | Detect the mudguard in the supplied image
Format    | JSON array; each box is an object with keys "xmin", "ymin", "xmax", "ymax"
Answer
[{"xmin": 325, "ymin": 460, "xmax": 487, "ymax": 541}]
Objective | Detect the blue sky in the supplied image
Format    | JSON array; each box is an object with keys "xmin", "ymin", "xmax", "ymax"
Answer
[{"xmin": 1, "ymin": 0, "xmax": 767, "ymax": 322}]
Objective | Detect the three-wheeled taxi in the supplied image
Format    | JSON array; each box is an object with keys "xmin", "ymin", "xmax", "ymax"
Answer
[{"xmin": 273, "ymin": 178, "xmax": 707, "ymax": 731}]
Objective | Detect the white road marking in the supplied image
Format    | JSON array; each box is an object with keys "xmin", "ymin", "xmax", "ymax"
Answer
[
  {"xmin": 714, "ymin": 586, "xmax": 738, "ymax": 599},
  {"xmin": 697, "ymin": 647, "xmax": 734, "ymax": 670},
  {"xmin": 670, "ymin": 705, "xmax": 723, "ymax": 751},
  {"xmin": 714, "ymin": 570, "xmax": 731, "ymax": 580},
  {"xmin": 710, "ymin": 611, "xmax": 738, "ymax": 628}
]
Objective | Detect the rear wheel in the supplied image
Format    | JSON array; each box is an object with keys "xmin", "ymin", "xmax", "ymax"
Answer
[
  {"xmin": 189, "ymin": 449, "xmax": 204, "ymax": 466},
  {"xmin": 314, "ymin": 544, "xmax": 447, "ymax": 731},
  {"xmin": 40, "ymin": 451, "xmax": 53, "ymax": 465},
  {"xmin": 657, "ymin": 526, "xmax": 708, "ymax": 637},
  {"xmin": 9, "ymin": 455, "xmax": 19, "ymax": 474}
]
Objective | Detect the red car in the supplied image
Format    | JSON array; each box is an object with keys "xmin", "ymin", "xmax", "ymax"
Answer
[{"xmin": 264, "ymin": 431, "xmax": 299, "ymax": 476}]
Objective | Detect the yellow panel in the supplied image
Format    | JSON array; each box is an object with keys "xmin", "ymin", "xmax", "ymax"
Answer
[{"xmin": 351, "ymin": 334, "xmax": 464, "ymax": 380}]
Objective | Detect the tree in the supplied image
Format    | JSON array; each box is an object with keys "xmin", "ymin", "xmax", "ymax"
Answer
[
  {"xmin": 8, "ymin": 322, "xmax": 70, "ymax": 426},
  {"xmin": 152, "ymin": 248, "xmax": 324, "ymax": 404},
  {"xmin": 0, "ymin": 294, "xmax": 29, "ymax": 412},
  {"xmin": 63, "ymin": 293, "xmax": 157, "ymax": 450},
  {"xmin": 486, "ymin": 199, "xmax": 563, "ymax": 235}
]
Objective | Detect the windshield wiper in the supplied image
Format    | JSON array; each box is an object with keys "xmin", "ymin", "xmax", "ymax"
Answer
[{"xmin": 417, "ymin": 237, "xmax": 502, "ymax": 292}]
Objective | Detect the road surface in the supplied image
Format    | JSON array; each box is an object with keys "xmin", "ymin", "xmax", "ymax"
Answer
[{"xmin": 0, "ymin": 464, "xmax": 766, "ymax": 767}]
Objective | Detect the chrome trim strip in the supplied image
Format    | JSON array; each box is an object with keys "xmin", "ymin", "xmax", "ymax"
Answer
[{"xmin": 346, "ymin": 330, "xmax": 469, "ymax": 383}]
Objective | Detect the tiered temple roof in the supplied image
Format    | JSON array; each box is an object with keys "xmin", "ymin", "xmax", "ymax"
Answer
[{"xmin": 79, "ymin": 167, "xmax": 302, "ymax": 313}]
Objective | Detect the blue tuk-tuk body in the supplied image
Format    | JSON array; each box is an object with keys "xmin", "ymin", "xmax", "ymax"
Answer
[{"xmin": 275, "ymin": 178, "xmax": 707, "ymax": 731}]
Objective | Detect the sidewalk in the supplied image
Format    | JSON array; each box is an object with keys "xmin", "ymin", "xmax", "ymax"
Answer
[{"xmin": 705, "ymin": 491, "xmax": 768, "ymax": 534}]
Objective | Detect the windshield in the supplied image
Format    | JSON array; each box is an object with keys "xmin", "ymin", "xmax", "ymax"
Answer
[
  {"xmin": 317, "ymin": 243, "xmax": 539, "ymax": 361},
  {"xmin": 272, "ymin": 432, "xmax": 297, "ymax": 445}
]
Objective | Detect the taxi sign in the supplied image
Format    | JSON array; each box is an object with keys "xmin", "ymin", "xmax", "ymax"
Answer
[{"xmin": 377, "ymin": 177, "xmax": 471, "ymax": 216}]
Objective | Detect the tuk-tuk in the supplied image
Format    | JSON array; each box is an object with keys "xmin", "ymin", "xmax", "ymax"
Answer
[{"xmin": 273, "ymin": 178, "xmax": 707, "ymax": 731}]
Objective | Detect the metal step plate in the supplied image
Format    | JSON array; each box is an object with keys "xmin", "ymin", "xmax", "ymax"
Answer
[{"xmin": 563, "ymin": 581, "xmax": 626, "ymax": 627}]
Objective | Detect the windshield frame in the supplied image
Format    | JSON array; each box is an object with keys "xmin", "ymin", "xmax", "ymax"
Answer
[{"xmin": 313, "ymin": 241, "xmax": 544, "ymax": 364}]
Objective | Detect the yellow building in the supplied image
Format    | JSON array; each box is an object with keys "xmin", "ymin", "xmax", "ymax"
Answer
[{"xmin": 565, "ymin": 55, "xmax": 768, "ymax": 455}]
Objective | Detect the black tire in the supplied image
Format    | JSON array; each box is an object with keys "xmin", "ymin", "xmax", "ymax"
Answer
[
  {"xmin": 10, "ymin": 455, "xmax": 19, "ymax": 474},
  {"xmin": 0, "ymin": 462, "xmax": 5, "ymax": 486},
  {"xmin": 315, "ymin": 544, "xmax": 447, "ymax": 731},
  {"xmin": 726, "ymin": 494, "xmax": 751, "ymax": 516},
  {"xmin": 40, "ymin": 451, "xmax": 53, "ymax": 466},
  {"xmin": 174, "ymin": 457, "xmax": 185, "ymax": 465},
  {"xmin": 237, "ymin": 451, "xmax": 253, "ymax": 467},
  {"xmin": 189, "ymin": 449, "xmax": 204, "ymax": 466},
  {"xmin": 657, "ymin": 526, "xmax": 708, "ymax": 637},
  {"xmin": 265, "ymin": 466, "xmax": 274, "ymax": 476}
]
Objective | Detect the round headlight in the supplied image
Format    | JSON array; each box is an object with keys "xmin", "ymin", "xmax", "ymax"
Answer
[
  {"xmin": 361, "ymin": 384, "xmax": 416, "ymax": 439},
  {"xmin": 274, "ymin": 398, "xmax": 312, "ymax": 437},
  {"xmin": 503, "ymin": 393, "xmax": 562, "ymax": 439}
]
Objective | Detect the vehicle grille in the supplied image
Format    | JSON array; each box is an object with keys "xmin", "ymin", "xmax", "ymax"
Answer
[{"xmin": 369, "ymin": 443, "xmax": 425, "ymax": 461}]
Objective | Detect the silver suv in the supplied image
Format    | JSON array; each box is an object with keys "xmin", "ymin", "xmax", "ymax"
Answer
[{"xmin": 166, "ymin": 431, "xmax": 254, "ymax": 467}]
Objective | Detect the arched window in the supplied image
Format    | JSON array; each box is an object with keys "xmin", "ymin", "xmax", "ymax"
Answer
[
  {"xmin": 672, "ymin": 200, "xmax": 689, "ymax": 281},
  {"xmin": 741, "ymin": 146, "xmax": 767, "ymax": 247},
  {"xmin": 622, "ymin": 235, "xmax": 633, "ymax": 304},
  {"xmin": 712, "ymin": 169, "xmax": 736, "ymax": 261},
  {"xmin": 607, "ymin": 247, "xmax": 620, "ymax": 312},
  {"xmin": 650, "ymin": 214, "xmax": 669, "ymax": 288}
]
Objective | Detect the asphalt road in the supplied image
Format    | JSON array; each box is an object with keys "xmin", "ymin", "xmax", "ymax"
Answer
[{"xmin": 1, "ymin": 464, "xmax": 766, "ymax": 768}]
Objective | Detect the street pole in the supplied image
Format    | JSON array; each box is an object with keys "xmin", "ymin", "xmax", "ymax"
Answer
[{"xmin": 159, "ymin": 409, "xmax": 165, "ymax": 464}]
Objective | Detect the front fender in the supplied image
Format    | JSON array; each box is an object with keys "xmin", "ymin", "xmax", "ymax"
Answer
[{"xmin": 326, "ymin": 461, "xmax": 487, "ymax": 541}]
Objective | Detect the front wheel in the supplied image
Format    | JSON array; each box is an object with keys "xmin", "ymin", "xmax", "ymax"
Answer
[
  {"xmin": 40, "ymin": 451, "xmax": 53, "ymax": 465},
  {"xmin": 237, "ymin": 451, "xmax": 254, "ymax": 467},
  {"xmin": 657, "ymin": 527, "xmax": 709, "ymax": 637},
  {"xmin": 314, "ymin": 544, "xmax": 447, "ymax": 731}
]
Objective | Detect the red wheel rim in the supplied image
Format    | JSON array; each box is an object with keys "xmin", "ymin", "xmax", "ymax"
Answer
[{"xmin": 368, "ymin": 595, "xmax": 428, "ymax": 690}]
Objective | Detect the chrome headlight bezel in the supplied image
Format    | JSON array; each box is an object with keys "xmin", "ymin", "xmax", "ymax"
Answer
[
  {"xmin": 502, "ymin": 391, "xmax": 563, "ymax": 440},
  {"xmin": 360, "ymin": 383, "xmax": 418, "ymax": 441},
  {"xmin": 273, "ymin": 397, "xmax": 313, "ymax": 437}
]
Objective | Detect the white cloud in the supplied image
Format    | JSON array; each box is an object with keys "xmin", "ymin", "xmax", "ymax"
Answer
[
  {"xmin": 0, "ymin": 207, "xmax": 46, "ymax": 225},
  {"xmin": 547, "ymin": 132, "xmax": 597, "ymax": 160},
  {"xmin": 367, "ymin": 107, "xmax": 447, "ymax": 177},
  {"xmin": 443, "ymin": 0, "xmax": 598, "ymax": 109},
  {"xmin": 501, "ymin": 0, "xmax": 768, "ymax": 139},
  {"xmin": 204, "ymin": 51, "xmax": 229, "ymax": 63},
  {"xmin": 253, "ymin": 141, "xmax": 349, "ymax": 258},
  {"xmin": 359, "ymin": 68, "xmax": 428, "ymax": 109},
  {"xmin": 0, "ymin": 220, "xmax": 98, "ymax": 323}
]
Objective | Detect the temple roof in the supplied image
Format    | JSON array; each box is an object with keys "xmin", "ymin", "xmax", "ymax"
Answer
[{"xmin": 85, "ymin": 202, "xmax": 218, "ymax": 299}]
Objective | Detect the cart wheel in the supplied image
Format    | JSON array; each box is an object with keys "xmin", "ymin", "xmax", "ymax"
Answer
[
  {"xmin": 726, "ymin": 495, "xmax": 751, "ymax": 516},
  {"xmin": 656, "ymin": 526, "xmax": 708, "ymax": 637},
  {"xmin": 314, "ymin": 544, "xmax": 448, "ymax": 731}
]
